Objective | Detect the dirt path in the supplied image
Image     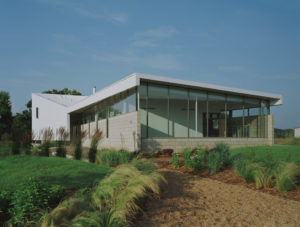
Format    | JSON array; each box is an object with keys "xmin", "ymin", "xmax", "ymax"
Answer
[{"xmin": 136, "ymin": 168, "xmax": 300, "ymax": 227}]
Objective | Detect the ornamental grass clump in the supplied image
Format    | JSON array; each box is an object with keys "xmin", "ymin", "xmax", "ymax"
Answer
[
  {"xmin": 183, "ymin": 148, "xmax": 192, "ymax": 169},
  {"xmin": 74, "ymin": 130, "xmax": 86, "ymax": 160},
  {"xmin": 56, "ymin": 127, "xmax": 69, "ymax": 158},
  {"xmin": 97, "ymin": 149, "xmax": 120, "ymax": 167},
  {"xmin": 119, "ymin": 149, "xmax": 131, "ymax": 164},
  {"xmin": 233, "ymin": 154, "xmax": 254, "ymax": 183},
  {"xmin": 215, "ymin": 142, "xmax": 230, "ymax": 166},
  {"xmin": 207, "ymin": 151, "xmax": 221, "ymax": 174},
  {"xmin": 89, "ymin": 129, "xmax": 103, "ymax": 163},
  {"xmin": 192, "ymin": 147, "xmax": 208, "ymax": 171},
  {"xmin": 40, "ymin": 128, "xmax": 54, "ymax": 157},
  {"xmin": 171, "ymin": 153, "xmax": 179, "ymax": 168},
  {"xmin": 275, "ymin": 162, "xmax": 300, "ymax": 191},
  {"xmin": 41, "ymin": 159, "xmax": 166, "ymax": 227}
]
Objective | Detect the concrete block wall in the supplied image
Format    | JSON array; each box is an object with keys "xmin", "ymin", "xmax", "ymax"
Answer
[
  {"xmin": 81, "ymin": 111, "xmax": 139, "ymax": 152},
  {"xmin": 141, "ymin": 114, "xmax": 274, "ymax": 152}
]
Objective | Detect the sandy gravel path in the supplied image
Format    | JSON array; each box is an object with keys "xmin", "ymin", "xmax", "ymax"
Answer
[{"xmin": 136, "ymin": 168, "xmax": 300, "ymax": 227}]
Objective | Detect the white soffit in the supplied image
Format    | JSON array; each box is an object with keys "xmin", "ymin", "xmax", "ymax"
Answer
[{"xmin": 67, "ymin": 72, "xmax": 283, "ymax": 113}]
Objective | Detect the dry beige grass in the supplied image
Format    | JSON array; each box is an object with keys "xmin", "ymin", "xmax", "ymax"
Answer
[{"xmin": 136, "ymin": 168, "xmax": 300, "ymax": 227}]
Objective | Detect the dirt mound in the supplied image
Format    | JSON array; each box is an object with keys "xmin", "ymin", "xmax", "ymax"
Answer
[{"xmin": 136, "ymin": 169, "xmax": 300, "ymax": 227}]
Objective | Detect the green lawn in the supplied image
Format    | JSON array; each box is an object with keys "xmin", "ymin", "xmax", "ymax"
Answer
[
  {"xmin": 230, "ymin": 145, "xmax": 300, "ymax": 164},
  {"xmin": 0, "ymin": 155, "xmax": 112, "ymax": 191}
]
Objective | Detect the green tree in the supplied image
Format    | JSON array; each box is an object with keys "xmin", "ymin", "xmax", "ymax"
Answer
[
  {"xmin": 0, "ymin": 91, "xmax": 12, "ymax": 136},
  {"xmin": 42, "ymin": 88, "xmax": 82, "ymax": 96}
]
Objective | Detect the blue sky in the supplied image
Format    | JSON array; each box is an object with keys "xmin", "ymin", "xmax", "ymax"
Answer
[{"xmin": 0, "ymin": 0, "xmax": 299, "ymax": 129}]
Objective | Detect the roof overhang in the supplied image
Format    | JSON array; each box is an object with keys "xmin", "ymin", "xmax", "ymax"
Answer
[{"xmin": 67, "ymin": 73, "xmax": 283, "ymax": 113}]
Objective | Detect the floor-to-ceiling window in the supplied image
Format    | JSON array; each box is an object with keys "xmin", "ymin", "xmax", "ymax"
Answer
[
  {"xmin": 226, "ymin": 95, "xmax": 244, "ymax": 137},
  {"xmin": 169, "ymin": 87, "xmax": 188, "ymax": 137},
  {"xmin": 189, "ymin": 90, "xmax": 207, "ymax": 137},
  {"xmin": 147, "ymin": 84, "xmax": 169, "ymax": 137},
  {"xmin": 207, "ymin": 93, "xmax": 226, "ymax": 137},
  {"xmin": 139, "ymin": 82, "xmax": 268, "ymax": 139}
]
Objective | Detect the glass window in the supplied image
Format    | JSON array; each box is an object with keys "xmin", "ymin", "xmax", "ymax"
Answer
[
  {"xmin": 108, "ymin": 88, "xmax": 136, "ymax": 117},
  {"xmin": 169, "ymin": 87, "xmax": 188, "ymax": 137},
  {"xmin": 189, "ymin": 90, "xmax": 207, "ymax": 137},
  {"xmin": 36, "ymin": 107, "xmax": 39, "ymax": 119},
  {"xmin": 148, "ymin": 84, "xmax": 168, "ymax": 137},
  {"xmin": 244, "ymin": 98, "xmax": 260, "ymax": 138},
  {"xmin": 227, "ymin": 95, "xmax": 244, "ymax": 137},
  {"xmin": 207, "ymin": 93, "xmax": 226, "ymax": 137},
  {"xmin": 139, "ymin": 84, "xmax": 147, "ymax": 138}
]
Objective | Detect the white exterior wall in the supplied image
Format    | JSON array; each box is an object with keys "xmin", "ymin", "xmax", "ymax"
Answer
[
  {"xmin": 295, "ymin": 128, "xmax": 300, "ymax": 138},
  {"xmin": 32, "ymin": 94, "xmax": 70, "ymax": 140}
]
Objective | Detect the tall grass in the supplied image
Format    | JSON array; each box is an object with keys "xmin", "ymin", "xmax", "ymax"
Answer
[
  {"xmin": 232, "ymin": 151, "xmax": 300, "ymax": 191},
  {"xmin": 119, "ymin": 149, "xmax": 131, "ymax": 164},
  {"xmin": 41, "ymin": 159, "xmax": 166, "ymax": 226},
  {"xmin": 192, "ymin": 148, "xmax": 208, "ymax": 171},
  {"xmin": 183, "ymin": 148, "xmax": 192, "ymax": 169},
  {"xmin": 207, "ymin": 152, "xmax": 221, "ymax": 174},
  {"xmin": 171, "ymin": 153, "xmax": 179, "ymax": 168},
  {"xmin": 275, "ymin": 162, "xmax": 300, "ymax": 191},
  {"xmin": 97, "ymin": 149, "xmax": 131, "ymax": 167},
  {"xmin": 89, "ymin": 129, "xmax": 103, "ymax": 163}
]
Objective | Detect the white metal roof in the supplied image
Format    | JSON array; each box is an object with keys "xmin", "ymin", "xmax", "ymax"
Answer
[
  {"xmin": 66, "ymin": 73, "xmax": 282, "ymax": 113},
  {"xmin": 34, "ymin": 93, "xmax": 87, "ymax": 107}
]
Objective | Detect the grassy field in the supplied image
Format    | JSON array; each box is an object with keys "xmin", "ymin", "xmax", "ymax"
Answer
[
  {"xmin": 230, "ymin": 145, "xmax": 300, "ymax": 164},
  {"xmin": 0, "ymin": 155, "xmax": 112, "ymax": 191}
]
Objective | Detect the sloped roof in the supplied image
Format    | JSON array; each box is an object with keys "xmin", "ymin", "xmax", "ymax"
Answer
[
  {"xmin": 67, "ymin": 73, "xmax": 283, "ymax": 113},
  {"xmin": 35, "ymin": 93, "xmax": 87, "ymax": 107}
]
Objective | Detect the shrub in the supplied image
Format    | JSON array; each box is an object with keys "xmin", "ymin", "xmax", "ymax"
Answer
[
  {"xmin": 119, "ymin": 149, "xmax": 131, "ymax": 164},
  {"xmin": 56, "ymin": 141, "xmax": 66, "ymax": 158},
  {"xmin": 192, "ymin": 147, "xmax": 208, "ymax": 170},
  {"xmin": 183, "ymin": 148, "xmax": 192, "ymax": 169},
  {"xmin": 171, "ymin": 153, "xmax": 179, "ymax": 168},
  {"xmin": 207, "ymin": 152, "xmax": 221, "ymax": 174},
  {"xmin": 97, "ymin": 149, "xmax": 119, "ymax": 167},
  {"xmin": 275, "ymin": 162, "xmax": 300, "ymax": 191},
  {"xmin": 89, "ymin": 130, "xmax": 103, "ymax": 163},
  {"xmin": 30, "ymin": 146, "xmax": 39, "ymax": 154},
  {"xmin": 41, "ymin": 141, "xmax": 50, "ymax": 157},
  {"xmin": 8, "ymin": 178, "xmax": 65, "ymax": 224},
  {"xmin": 11, "ymin": 140, "xmax": 21, "ymax": 155},
  {"xmin": 74, "ymin": 139, "xmax": 82, "ymax": 160},
  {"xmin": 0, "ymin": 191, "xmax": 12, "ymax": 224},
  {"xmin": 215, "ymin": 142, "xmax": 230, "ymax": 166}
]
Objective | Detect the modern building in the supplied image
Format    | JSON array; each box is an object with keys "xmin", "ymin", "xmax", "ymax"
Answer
[
  {"xmin": 32, "ymin": 73, "xmax": 282, "ymax": 152},
  {"xmin": 294, "ymin": 127, "xmax": 300, "ymax": 138}
]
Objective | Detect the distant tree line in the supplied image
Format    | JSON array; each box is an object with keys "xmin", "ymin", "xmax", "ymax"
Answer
[{"xmin": 274, "ymin": 128, "xmax": 294, "ymax": 138}]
